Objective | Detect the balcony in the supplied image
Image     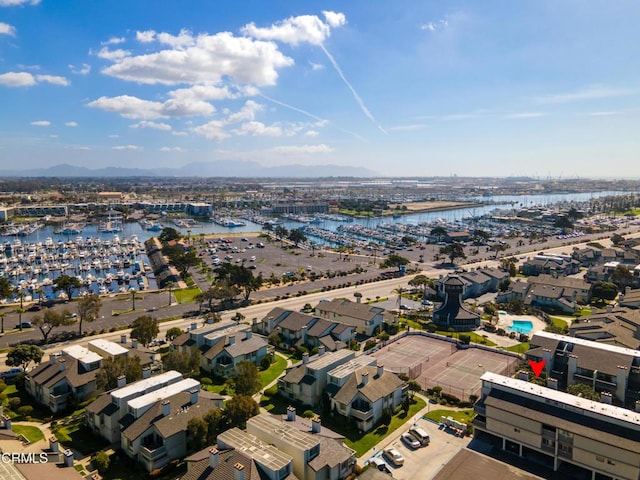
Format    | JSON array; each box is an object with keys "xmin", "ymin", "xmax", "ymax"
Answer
[
  {"xmin": 140, "ymin": 445, "xmax": 167, "ymax": 462},
  {"xmin": 473, "ymin": 418, "xmax": 486, "ymax": 430},
  {"xmin": 350, "ymin": 407, "xmax": 373, "ymax": 421}
]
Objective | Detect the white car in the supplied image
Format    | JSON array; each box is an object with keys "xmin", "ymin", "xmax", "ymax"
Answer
[
  {"xmin": 401, "ymin": 432, "xmax": 421, "ymax": 449},
  {"xmin": 383, "ymin": 448, "xmax": 404, "ymax": 466}
]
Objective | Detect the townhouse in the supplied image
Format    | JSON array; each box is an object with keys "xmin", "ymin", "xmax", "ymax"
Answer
[{"xmin": 314, "ymin": 299, "xmax": 394, "ymax": 337}]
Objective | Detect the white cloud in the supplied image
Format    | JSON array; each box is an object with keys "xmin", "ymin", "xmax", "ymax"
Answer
[
  {"xmin": 272, "ymin": 144, "xmax": 333, "ymax": 155},
  {"xmin": 108, "ymin": 134, "xmax": 120, "ymax": 138},
  {"xmin": 49, "ymin": 134, "xmax": 58, "ymax": 138},
  {"xmin": 168, "ymin": 84, "xmax": 240, "ymax": 103},
  {"xmin": 112, "ymin": 145, "xmax": 143, "ymax": 151},
  {"xmin": 69, "ymin": 63, "xmax": 91, "ymax": 75},
  {"xmin": 389, "ymin": 123, "xmax": 428, "ymax": 131},
  {"xmin": 533, "ymin": 86, "xmax": 632, "ymax": 104},
  {"xmin": 172, "ymin": 131, "xmax": 188, "ymax": 136},
  {"xmin": 322, "ymin": 11, "xmax": 346, "ymax": 28},
  {"xmin": 305, "ymin": 130, "xmax": 319, "ymax": 137},
  {"xmin": 65, "ymin": 121, "xmax": 78, "ymax": 127},
  {"xmin": 88, "ymin": 94, "xmax": 215, "ymax": 119},
  {"xmin": 225, "ymin": 100, "xmax": 262, "ymax": 124},
  {"xmin": 192, "ymin": 120, "xmax": 230, "ymax": 140},
  {"xmin": 102, "ymin": 31, "xmax": 293, "ymax": 86},
  {"xmin": 0, "ymin": 0, "xmax": 40, "ymax": 6},
  {"xmin": 130, "ymin": 120, "xmax": 172, "ymax": 131},
  {"xmin": 31, "ymin": 120, "xmax": 50, "ymax": 126},
  {"xmin": 420, "ymin": 19, "xmax": 449, "ymax": 31},
  {"xmin": 233, "ymin": 121, "xmax": 283, "ymax": 137},
  {"xmin": 96, "ymin": 47, "xmax": 130, "ymax": 60},
  {"xmin": 309, "ymin": 61, "xmax": 324, "ymax": 71},
  {"xmin": 69, "ymin": 145, "xmax": 91, "ymax": 150},
  {"xmin": 585, "ymin": 111, "xmax": 619, "ymax": 116},
  {"xmin": 504, "ymin": 112, "xmax": 546, "ymax": 119},
  {"xmin": 241, "ymin": 13, "xmax": 341, "ymax": 46},
  {"xmin": 157, "ymin": 29, "xmax": 195, "ymax": 48},
  {"xmin": 101, "ymin": 36, "xmax": 125, "ymax": 46},
  {"xmin": 35, "ymin": 74, "xmax": 70, "ymax": 86},
  {"xmin": 0, "ymin": 71, "xmax": 36, "ymax": 86},
  {"xmin": 0, "ymin": 22, "xmax": 16, "ymax": 36},
  {"xmin": 136, "ymin": 30, "xmax": 156, "ymax": 42},
  {"xmin": 160, "ymin": 146, "xmax": 186, "ymax": 152}
]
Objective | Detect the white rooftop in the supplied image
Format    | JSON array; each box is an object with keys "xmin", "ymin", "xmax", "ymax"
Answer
[
  {"xmin": 62, "ymin": 345, "xmax": 102, "ymax": 365},
  {"xmin": 301, "ymin": 348, "xmax": 354, "ymax": 371},
  {"xmin": 88, "ymin": 339, "xmax": 128, "ymax": 356},
  {"xmin": 481, "ymin": 372, "xmax": 640, "ymax": 427},
  {"xmin": 248, "ymin": 414, "xmax": 319, "ymax": 450},
  {"xmin": 127, "ymin": 378, "xmax": 200, "ymax": 410},
  {"xmin": 189, "ymin": 319, "xmax": 238, "ymax": 336},
  {"xmin": 111, "ymin": 370, "xmax": 183, "ymax": 401},
  {"xmin": 204, "ymin": 323, "xmax": 249, "ymax": 341},
  {"xmin": 327, "ymin": 355, "xmax": 377, "ymax": 379},
  {"xmin": 218, "ymin": 427, "xmax": 292, "ymax": 471},
  {"xmin": 533, "ymin": 330, "xmax": 640, "ymax": 358}
]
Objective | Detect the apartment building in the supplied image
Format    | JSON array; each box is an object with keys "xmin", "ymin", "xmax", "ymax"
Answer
[
  {"xmin": 314, "ymin": 299, "xmax": 394, "ymax": 337},
  {"xmin": 474, "ymin": 372, "xmax": 640, "ymax": 480},
  {"xmin": 526, "ymin": 331, "xmax": 640, "ymax": 407}
]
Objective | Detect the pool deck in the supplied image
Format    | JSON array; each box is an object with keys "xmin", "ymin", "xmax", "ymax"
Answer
[{"xmin": 496, "ymin": 314, "xmax": 547, "ymax": 338}]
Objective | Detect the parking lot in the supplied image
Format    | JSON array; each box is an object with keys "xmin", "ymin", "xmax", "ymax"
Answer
[{"xmin": 363, "ymin": 416, "xmax": 470, "ymax": 480}]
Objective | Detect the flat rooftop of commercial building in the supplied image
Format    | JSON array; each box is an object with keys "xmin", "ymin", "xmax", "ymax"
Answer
[
  {"xmin": 111, "ymin": 370, "xmax": 182, "ymax": 401},
  {"xmin": 248, "ymin": 413, "xmax": 319, "ymax": 450},
  {"xmin": 88, "ymin": 339, "xmax": 128, "ymax": 356},
  {"xmin": 218, "ymin": 427, "xmax": 292, "ymax": 471},
  {"xmin": 327, "ymin": 355, "xmax": 377, "ymax": 379},
  {"xmin": 127, "ymin": 378, "xmax": 200, "ymax": 410},
  {"xmin": 481, "ymin": 372, "xmax": 640, "ymax": 427},
  {"xmin": 62, "ymin": 345, "xmax": 102, "ymax": 364},
  {"xmin": 302, "ymin": 348, "xmax": 354, "ymax": 371}
]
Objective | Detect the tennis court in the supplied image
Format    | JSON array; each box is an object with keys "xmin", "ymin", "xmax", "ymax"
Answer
[{"xmin": 372, "ymin": 333, "xmax": 520, "ymax": 400}]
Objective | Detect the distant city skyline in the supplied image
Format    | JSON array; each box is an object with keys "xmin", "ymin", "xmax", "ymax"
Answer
[{"xmin": 0, "ymin": 0, "xmax": 638, "ymax": 177}]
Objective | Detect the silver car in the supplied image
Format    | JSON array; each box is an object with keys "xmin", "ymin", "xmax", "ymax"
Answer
[{"xmin": 401, "ymin": 432, "xmax": 421, "ymax": 449}]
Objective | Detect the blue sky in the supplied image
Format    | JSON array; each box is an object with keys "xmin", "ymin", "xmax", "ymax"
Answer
[{"xmin": 1, "ymin": 0, "xmax": 639, "ymax": 177}]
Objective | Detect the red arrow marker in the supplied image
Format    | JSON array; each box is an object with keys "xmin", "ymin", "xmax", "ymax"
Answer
[{"xmin": 528, "ymin": 359, "xmax": 546, "ymax": 378}]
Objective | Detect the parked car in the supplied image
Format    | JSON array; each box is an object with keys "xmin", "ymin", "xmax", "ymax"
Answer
[
  {"xmin": 399, "ymin": 304, "xmax": 412, "ymax": 311},
  {"xmin": 383, "ymin": 448, "xmax": 404, "ymax": 466},
  {"xmin": 408, "ymin": 426, "xmax": 430, "ymax": 446},
  {"xmin": 15, "ymin": 321, "xmax": 32, "ymax": 329},
  {"xmin": 27, "ymin": 304, "xmax": 42, "ymax": 312},
  {"xmin": 421, "ymin": 299, "xmax": 433, "ymax": 306},
  {"xmin": 401, "ymin": 432, "xmax": 421, "ymax": 449},
  {"xmin": 368, "ymin": 457, "xmax": 393, "ymax": 475},
  {"xmin": 0, "ymin": 367, "xmax": 24, "ymax": 381}
]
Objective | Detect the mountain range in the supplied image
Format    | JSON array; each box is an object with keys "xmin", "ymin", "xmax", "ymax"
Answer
[{"xmin": 0, "ymin": 161, "xmax": 378, "ymax": 178}]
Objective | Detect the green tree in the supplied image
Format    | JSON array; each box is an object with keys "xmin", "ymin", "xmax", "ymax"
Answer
[
  {"xmin": 0, "ymin": 278, "xmax": 12, "ymax": 303},
  {"xmin": 408, "ymin": 274, "xmax": 431, "ymax": 293},
  {"xmin": 430, "ymin": 226, "xmax": 447, "ymax": 242},
  {"xmin": 91, "ymin": 451, "xmax": 110, "ymax": 474},
  {"xmin": 204, "ymin": 408, "xmax": 226, "ymax": 445},
  {"xmin": 53, "ymin": 274, "xmax": 82, "ymax": 300},
  {"xmin": 610, "ymin": 265, "xmax": 633, "ymax": 290},
  {"xmin": 566, "ymin": 383, "xmax": 600, "ymax": 401},
  {"xmin": 380, "ymin": 254, "xmax": 410, "ymax": 272},
  {"xmin": 95, "ymin": 355, "xmax": 142, "ymax": 391},
  {"xmin": 406, "ymin": 379, "xmax": 421, "ymax": 399},
  {"xmin": 439, "ymin": 243, "xmax": 466, "ymax": 264},
  {"xmin": 224, "ymin": 395, "xmax": 259, "ymax": 429},
  {"xmin": 166, "ymin": 327, "xmax": 184, "ymax": 341},
  {"xmin": 499, "ymin": 257, "xmax": 518, "ymax": 277},
  {"xmin": 611, "ymin": 233, "xmax": 625, "ymax": 246},
  {"xmin": 554, "ymin": 216, "xmax": 574, "ymax": 229},
  {"xmin": 233, "ymin": 360, "xmax": 261, "ymax": 396},
  {"xmin": 287, "ymin": 228, "xmax": 307, "ymax": 247},
  {"xmin": 172, "ymin": 249, "xmax": 201, "ymax": 279},
  {"xmin": 162, "ymin": 347, "xmax": 201, "ymax": 376},
  {"xmin": 32, "ymin": 308, "xmax": 75, "ymax": 344},
  {"xmin": 159, "ymin": 227, "xmax": 181, "ymax": 243},
  {"xmin": 498, "ymin": 277, "xmax": 511, "ymax": 292},
  {"xmin": 6, "ymin": 344, "xmax": 43, "ymax": 371},
  {"xmin": 130, "ymin": 315, "xmax": 159, "ymax": 347},
  {"xmin": 76, "ymin": 294, "xmax": 102, "ymax": 335},
  {"xmin": 187, "ymin": 417, "xmax": 208, "ymax": 451},
  {"xmin": 592, "ymin": 281, "xmax": 619, "ymax": 301}
]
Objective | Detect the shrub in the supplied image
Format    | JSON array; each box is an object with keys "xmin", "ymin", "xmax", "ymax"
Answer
[
  {"xmin": 92, "ymin": 451, "xmax": 110, "ymax": 473},
  {"xmin": 303, "ymin": 410, "xmax": 315, "ymax": 419},
  {"xmin": 9, "ymin": 397, "xmax": 20, "ymax": 409},
  {"xmin": 200, "ymin": 377, "xmax": 213, "ymax": 385},
  {"xmin": 17, "ymin": 405, "xmax": 33, "ymax": 417},
  {"xmin": 264, "ymin": 385, "xmax": 278, "ymax": 397},
  {"xmin": 260, "ymin": 356, "xmax": 271, "ymax": 371}
]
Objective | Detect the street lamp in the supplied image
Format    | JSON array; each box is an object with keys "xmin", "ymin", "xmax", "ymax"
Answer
[{"xmin": 130, "ymin": 288, "xmax": 136, "ymax": 311}]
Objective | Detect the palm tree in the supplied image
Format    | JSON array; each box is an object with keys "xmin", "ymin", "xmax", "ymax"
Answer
[
  {"xmin": 166, "ymin": 281, "xmax": 175, "ymax": 306},
  {"xmin": 0, "ymin": 311, "xmax": 6, "ymax": 334},
  {"xmin": 393, "ymin": 286, "xmax": 405, "ymax": 311},
  {"xmin": 15, "ymin": 288, "xmax": 26, "ymax": 332}
]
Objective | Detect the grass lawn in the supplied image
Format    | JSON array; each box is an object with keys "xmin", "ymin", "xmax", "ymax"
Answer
[
  {"xmin": 259, "ymin": 355, "xmax": 287, "ymax": 388},
  {"xmin": 54, "ymin": 418, "xmax": 109, "ymax": 455},
  {"xmin": 406, "ymin": 319, "xmax": 423, "ymax": 330},
  {"xmin": 173, "ymin": 287, "xmax": 201, "ymax": 304},
  {"xmin": 201, "ymin": 376, "xmax": 234, "ymax": 396},
  {"xmin": 260, "ymin": 391, "xmax": 290, "ymax": 414},
  {"xmin": 2, "ymin": 384, "xmax": 18, "ymax": 395},
  {"xmin": 505, "ymin": 342, "xmax": 530, "ymax": 354},
  {"xmin": 436, "ymin": 330, "xmax": 497, "ymax": 346},
  {"xmin": 424, "ymin": 408, "xmax": 475, "ymax": 424},
  {"xmin": 549, "ymin": 317, "xmax": 569, "ymax": 329},
  {"xmin": 12, "ymin": 424, "xmax": 44, "ymax": 443},
  {"xmin": 324, "ymin": 397, "xmax": 427, "ymax": 457}
]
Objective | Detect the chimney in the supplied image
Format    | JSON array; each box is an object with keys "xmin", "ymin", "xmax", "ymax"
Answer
[
  {"xmin": 190, "ymin": 322, "xmax": 197, "ymax": 331},
  {"xmin": 635, "ymin": 400, "xmax": 640, "ymax": 413},
  {"xmin": 162, "ymin": 400, "xmax": 171, "ymax": 417},
  {"xmin": 59, "ymin": 358, "xmax": 66, "ymax": 372},
  {"xmin": 142, "ymin": 367, "xmax": 151, "ymax": 379},
  {"xmin": 117, "ymin": 375, "xmax": 126, "ymax": 388},
  {"xmin": 49, "ymin": 355, "xmax": 57, "ymax": 365},
  {"xmin": 228, "ymin": 335, "xmax": 236, "ymax": 346},
  {"xmin": 546, "ymin": 378, "xmax": 558, "ymax": 390},
  {"xmin": 206, "ymin": 317, "xmax": 214, "ymax": 324},
  {"xmin": 361, "ymin": 372, "xmax": 369, "ymax": 386},
  {"xmin": 517, "ymin": 370, "xmax": 529, "ymax": 381},
  {"xmin": 311, "ymin": 416, "xmax": 321, "ymax": 434},
  {"xmin": 606, "ymin": 305, "xmax": 613, "ymax": 313},
  {"xmin": 302, "ymin": 352, "xmax": 309, "ymax": 364},
  {"xmin": 131, "ymin": 339, "xmax": 138, "ymax": 349},
  {"xmin": 233, "ymin": 463, "xmax": 245, "ymax": 480},
  {"xmin": 120, "ymin": 334, "xmax": 127, "ymax": 344},
  {"xmin": 63, "ymin": 449, "xmax": 74, "ymax": 468},
  {"xmin": 245, "ymin": 331, "xmax": 252, "ymax": 340},
  {"xmin": 600, "ymin": 391, "xmax": 612, "ymax": 405},
  {"xmin": 190, "ymin": 388, "xmax": 199, "ymax": 405},
  {"xmin": 301, "ymin": 325, "xmax": 308, "ymax": 343},
  {"xmin": 377, "ymin": 363, "xmax": 384, "ymax": 378},
  {"xmin": 49, "ymin": 436, "xmax": 59, "ymax": 453},
  {"xmin": 252, "ymin": 317, "xmax": 257, "ymax": 326},
  {"xmin": 318, "ymin": 345, "xmax": 325, "ymax": 356},
  {"xmin": 208, "ymin": 448, "xmax": 219, "ymax": 469},
  {"xmin": 3, "ymin": 415, "xmax": 11, "ymax": 430},
  {"xmin": 286, "ymin": 405, "xmax": 296, "ymax": 422},
  {"xmin": 626, "ymin": 286, "xmax": 631, "ymax": 294}
]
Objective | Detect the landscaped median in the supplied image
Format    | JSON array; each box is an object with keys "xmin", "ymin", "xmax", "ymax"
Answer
[{"xmin": 11, "ymin": 424, "xmax": 44, "ymax": 444}]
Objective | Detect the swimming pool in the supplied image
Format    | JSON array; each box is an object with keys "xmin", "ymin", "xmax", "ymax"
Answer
[{"xmin": 508, "ymin": 320, "xmax": 534, "ymax": 335}]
